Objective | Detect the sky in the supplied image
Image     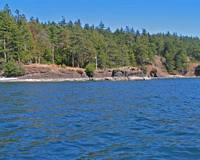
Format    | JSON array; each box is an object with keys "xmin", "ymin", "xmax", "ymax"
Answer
[{"xmin": 0, "ymin": 0, "xmax": 200, "ymax": 37}]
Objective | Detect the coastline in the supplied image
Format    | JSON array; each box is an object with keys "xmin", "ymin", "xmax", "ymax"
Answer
[
  {"xmin": 0, "ymin": 75, "xmax": 198, "ymax": 83},
  {"xmin": 0, "ymin": 63, "xmax": 198, "ymax": 83}
]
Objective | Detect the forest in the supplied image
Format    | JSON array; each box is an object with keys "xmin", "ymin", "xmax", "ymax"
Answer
[{"xmin": 1, "ymin": 5, "xmax": 200, "ymax": 76}]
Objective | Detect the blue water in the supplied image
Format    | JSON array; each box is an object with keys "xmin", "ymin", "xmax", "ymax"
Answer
[{"xmin": 0, "ymin": 79, "xmax": 200, "ymax": 159}]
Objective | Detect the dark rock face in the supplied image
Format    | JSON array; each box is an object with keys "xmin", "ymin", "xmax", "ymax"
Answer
[
  {"xmin": 94, "ymin": 70, "xmax": 112, "ymax": 78},
  {"xmin": 112, "ymin": 67, "xmax": 143, "ymax": 77},
  {"xmin": 112, "ymin": 70, "xmax": 125, "ymax": 77},
  {"xmin": 150, "ymin": 69, "xmax": 158, "ymax": 77},
  {"xmin": 180, "ymin": 70, "xmax": 188, "ymax": 75},
  {"xmin": 195, "ymin": 65, "xmax": 200, "ymax": 76}
]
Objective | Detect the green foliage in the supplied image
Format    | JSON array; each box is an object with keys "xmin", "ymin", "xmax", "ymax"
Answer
[
  {"xmin": 165, "ymin": 51, "xmax": 175, "ymax": 73},
  {"xmin": 3, "ymin": 61, "xmax": 25, "ymax": 77},
  {"xmin": 0, "ymin": 59, "xmax": 5, "ymax": 70},
  {"xmin": 141, "ymin": 65, "xmax": 147, "ymax": 75},
  {"xmin": 175, "ymin": 50, "xmax": 188, "ymax": 74},
  {"xmin": 85, "ymin": 63, "xmax": 96, "ymax": 77},
  {"xmin": 0, "ymin": 4, "xmax": 200, "ymax": 75}
]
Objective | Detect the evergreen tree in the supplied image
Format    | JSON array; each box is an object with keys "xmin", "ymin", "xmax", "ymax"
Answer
[{"xmin": 0, "ymin": 5, "xmax": 200, "ymax": 75}]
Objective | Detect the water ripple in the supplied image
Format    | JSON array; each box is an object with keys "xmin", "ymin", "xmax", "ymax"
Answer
[{"xmin": 0, "ymin": 79, "xmax": 200, "ymax": 159}]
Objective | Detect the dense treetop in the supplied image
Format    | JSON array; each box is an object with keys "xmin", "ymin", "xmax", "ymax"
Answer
[{"xmin": 0, "ymin": 5, "xmax": 200, "ymax": 74}]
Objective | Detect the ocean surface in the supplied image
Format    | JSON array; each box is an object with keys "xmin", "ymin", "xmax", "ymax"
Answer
[{"xmin": 0, "ymin": 79, "xmax": 200, "ymax": 160}]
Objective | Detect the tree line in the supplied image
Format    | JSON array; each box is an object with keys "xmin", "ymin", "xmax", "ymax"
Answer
[{"xmin": 1, "ymin": 5, "xmax": 200, "ymax": 74}]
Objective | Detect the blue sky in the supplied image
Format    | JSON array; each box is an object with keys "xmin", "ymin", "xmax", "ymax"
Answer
[{"xmin": 1, "ymin": 0, "xmax": 200, "ymax": 37}]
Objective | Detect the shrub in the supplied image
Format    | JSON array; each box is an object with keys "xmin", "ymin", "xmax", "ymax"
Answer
[
  {"xmin": 141, "ymin": 65, "xmax": 147, "ymax": 75},
  {"xmin": 0, "ymin": 59, "xmax": 5, "ymax": 71},
  {"xmin": 3, "ymin": 61, "xmax": 25, "ymax": 77},
  {"xmin": 85, "ymin": 63, "xmax": 96, "ymax": 78}
]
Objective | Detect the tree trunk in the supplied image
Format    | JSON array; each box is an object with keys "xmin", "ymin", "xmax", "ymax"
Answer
[
  {"xmin": 18, "ymin": 54, "xmax": 21, "ymax": 63},
  {"xmin": 24, "ymin": 44, "xmax": 27, "ymax": 51},
  {"xmin": 95, "ymin": 55, "xmax": 98, "ymax": 70},
  {"xmin": 38, "ymin": 55, "xmax": 41, "ymax": 64}
]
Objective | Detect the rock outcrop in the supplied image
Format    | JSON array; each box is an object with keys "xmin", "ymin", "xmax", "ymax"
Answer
[
  {"xmin": 146, "ymin": 56, "xmax": 169, "ymax": 77},
  {"xmin": 22, "ymin": 64, "xmax": 87, "ymax": 79},
  {"xmin": 112, "ymin": 67, "xmax": 144, "ymax": 77},
  {"xmin": 194, "ymin": 65, "xmax": 200, "ymax": 76},
  {"xmin": 149, "ymin": 68, "xmax": 158, "ymax": 77}
]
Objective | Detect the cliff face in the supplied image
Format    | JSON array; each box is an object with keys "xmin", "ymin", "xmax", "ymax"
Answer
[
  {"xmin": 111, "ymin": 67, "xmax": 143, "ymax": 77},
  {"xmin": 10, "ymin": 56, "xmax": 199, "ymax": 79},
  {"xmin": 146, "ymin": 56, "xmax": 199, "ymax": 77},
  {"xmin": 146, "ymin": 56, "xmax": 170, "ymax": 77},
  {"xmin": 20, "ymin": 65, "xmax": 145, "ymax": 79},
  {"xmin": 21, "ymin": 64, "xmax": 87, "ymax": 79},
  {"xmin": 185, "ymin": 63, "xmax": 199, "ymax": 77}
]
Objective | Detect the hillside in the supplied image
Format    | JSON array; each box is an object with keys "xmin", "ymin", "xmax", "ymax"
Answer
[{"xmin": 1, "ymin": 5, "xmax": 200, "ymax": 78}]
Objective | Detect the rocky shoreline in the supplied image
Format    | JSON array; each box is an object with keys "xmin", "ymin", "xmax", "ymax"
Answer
[
  {"xmin": 0, "ymin": 63, "xmax": 198, "ymax": 82},
  {"xmin": 0, "ymin": 75, "xmax": 197, "ymax": 83}
]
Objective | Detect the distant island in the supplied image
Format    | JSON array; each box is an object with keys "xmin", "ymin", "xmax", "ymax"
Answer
[{"xmin": 0, "ymin": 4, "xmax": 200, "ymax": 82}]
